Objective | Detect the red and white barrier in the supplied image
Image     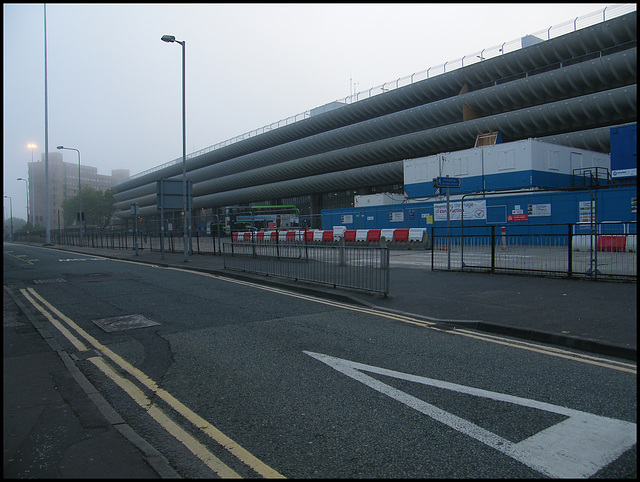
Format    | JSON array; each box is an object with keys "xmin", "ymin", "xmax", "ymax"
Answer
[
  {"xmin": 232, "ymin": 227, "xmax": 428, "ymax": 245},
  {"xmin": 572, "ymin": 234, "xmax": 637, "ymax": 252}
]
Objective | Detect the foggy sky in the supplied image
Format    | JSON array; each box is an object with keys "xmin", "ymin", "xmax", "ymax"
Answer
[{"xmin": 3, "ymin": 3, "xmax": 618, "ymax": 221}]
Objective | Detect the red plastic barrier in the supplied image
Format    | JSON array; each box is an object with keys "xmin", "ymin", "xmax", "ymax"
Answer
[
  {"xmin": 367, "ymin": 229, "xmax": 381, "ymax": 242},
  {"xmin": 256, "ymin": 231, "xmax": 265, "ymax": 241},
  {"xmin": 394, "ymin": 228, "xmax": 410, "ymax": 242},
  {"xmin": 344, "ymin": 230, "xmax": 356, "ymax": 242},
  {"xmin": 597, "ymin": 236, "xmax": 626, "ymax": 252},
  {"xmin": 286, "ymin": 231, "xmax": 295, "ymax": 241},
  {"xmin": 243, "ymin": 232, "xmax": 251, "ymax": 241},
  {"xmin": 305, "ymin": 231, "xmax": 314, "ymax": 242},
  {"xmin": 322, "ymin": 230, "xmax": 333, "ymax": 242},
  {"xmin": 232, "ymin": 232, "xmax": 238, "ymax": 241},
  {"xmin": 271, "ymin": 231, "xmax": 278, "ymax": 241}
]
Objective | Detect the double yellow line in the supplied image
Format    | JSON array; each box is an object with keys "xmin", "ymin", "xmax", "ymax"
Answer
[{"xmin": 21, "ymin": 287, "xmax": 284, "ymax": 479}]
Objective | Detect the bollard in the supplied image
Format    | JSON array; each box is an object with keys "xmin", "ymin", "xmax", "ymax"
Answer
[
  {"xmin": 501, "ymin": 226, "xmax": 507, "ymax": 251},
  {"xmin": 339, "ymin": 236, "xmax": 346, "ymax": 266}
]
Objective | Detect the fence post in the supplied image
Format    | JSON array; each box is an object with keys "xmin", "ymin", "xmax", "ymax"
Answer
[
  {"xmin": 380, "ymin": 237, "xmax": 388, "ymax": 269},
  {"xmin": 430, "ymin": 227, "xmax": 434, "ymax": 271},
  {"xmin": 491, "ymin": 225, "xmax": 496, "ymax": 272},
  {"xmin": 567, "ymin": 223, "xmax": 573, "ymax": 278}
]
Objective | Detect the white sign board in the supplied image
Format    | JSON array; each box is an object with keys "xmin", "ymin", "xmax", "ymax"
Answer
[{"xmin": 434, "ymin": 200, "xmax": 486, "ymax": 222}]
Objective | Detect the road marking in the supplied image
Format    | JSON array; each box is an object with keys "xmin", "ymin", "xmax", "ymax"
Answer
[
  {"xmin": 21, "ymin": 287, "xmax": 285, "ymax": 479},
  {"xmin": 58, "ymin": 258, "xmax": 105, "ymax": 262},
  {"xmin": 4, "ymin": 250, "xmax": 36, "ymax": 265},
  {"xmin": 22, "ymin": 289, "xmax": 88, "ymax": 352},
  {"xmin": 148, "ymin": 263, "xmax": 637, "ymax": 374},
  {"xmin": 23, "ymin": 246, "xmax": 636, "ymax": 374},
  {"xmin": 305, "ymin": 351, "xmax": 636, "ymax": 478},
  {"xmin": 89, "ymin": 356, "xmax": 241, "ymax": 478}
]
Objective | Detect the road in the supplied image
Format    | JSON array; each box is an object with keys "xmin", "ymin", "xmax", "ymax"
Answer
[{"xmin": 4, "ymin": 243, "xmax": 637, "ymax": 478}]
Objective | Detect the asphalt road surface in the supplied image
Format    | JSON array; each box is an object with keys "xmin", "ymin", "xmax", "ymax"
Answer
[{"xmin": 4, "ymin": 243, "xmax": 636, "ymax": 478}]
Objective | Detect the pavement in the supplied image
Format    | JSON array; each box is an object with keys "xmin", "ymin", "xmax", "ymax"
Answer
[{"xmin": 3, "ymin": 242, "xmax": 637, "ymax": 478}]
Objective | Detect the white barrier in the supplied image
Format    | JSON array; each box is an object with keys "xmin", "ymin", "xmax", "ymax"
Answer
[
  {"xmin": 408, "ymin": 228, "xmax": 426, "ymax": 242},
  {"xmin": 625, "ymin": 235, "xmax": 636, "ymax": 252},
  {"xmin": 380, "ymin": 229, "xmax": 395, "ymax": 242}
]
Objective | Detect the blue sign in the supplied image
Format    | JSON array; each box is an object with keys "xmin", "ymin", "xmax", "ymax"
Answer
[{"xmin": 435, "ymin": 177, "xmax": 462, "ymax": 188}]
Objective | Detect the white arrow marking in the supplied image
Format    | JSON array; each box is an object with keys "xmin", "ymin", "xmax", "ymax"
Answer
[
  {"xmin": 304, "ymin": 351, "xmax": 636, "ymax": 478},
  {"xmin": 58, "ymin": 258, "xmax": 105, "ymax": 262}
]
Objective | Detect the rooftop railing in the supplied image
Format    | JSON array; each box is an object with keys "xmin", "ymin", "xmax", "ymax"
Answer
[{"xmin": 124, "ymin": 3, "xmax": 636, "ymax": 183}]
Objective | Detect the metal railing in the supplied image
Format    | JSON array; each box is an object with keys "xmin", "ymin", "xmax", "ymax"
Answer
[
  {"xmin": 431, "ymin": 223, "xmax": 637, "ymax": 280},
  {"xmin": 122, "ymin": 4, "xmax": 636, "ymax": 183},
  {"xmin": 223, "ymin": 242, "xmax": 390, "ymax": 295}
]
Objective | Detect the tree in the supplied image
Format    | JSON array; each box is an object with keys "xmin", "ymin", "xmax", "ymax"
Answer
[{"xmin": 61, "ymin": 187, "xmax": 115, "ymax": 229}]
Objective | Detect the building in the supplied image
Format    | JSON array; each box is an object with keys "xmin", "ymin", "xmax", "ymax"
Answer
[
  {"xmin": 28, "ymin": 152, "xmax": 129, "ymax": 229},
  {"xmin": 111, "ymin": 6, "xmax": 636, "ymax": 231}
]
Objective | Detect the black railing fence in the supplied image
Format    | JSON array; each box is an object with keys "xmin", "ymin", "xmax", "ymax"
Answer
[{"xmin": 431, "ymin": 222, "xmax": 636, "ymax": 280}]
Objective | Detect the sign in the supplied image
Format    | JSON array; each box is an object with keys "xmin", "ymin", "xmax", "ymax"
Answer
[
  {"xmin": 528, "ymin": 203, "xmax": 551, "ymax": 217},
  {"xmin": 341, "ymin": 214, "xmax": 353, "ymax": 224},
  {"xmin": 434, "ymin": 200, "xmax": 486, "ymax": 222},
  {"xmin": 389, "ymin": 212, "xmax": 404, "ymax": 223},
  {"xmin": 612, "ymin": 168, "xmax": 637, "ymax": 178},
  {"xmin": 507, "ymin": 214, "xmax": 528, "ymax": 222},
  {"xmin": 434, "ymin": 176, "xmax": 462, "ymax": 188},
  {"xmin": 579, "ymin": 200, "xmax": 595, "ymax": 223},
  {"xmin": 156, "ymin": 179, "xmax": 192, "ymax": 211}
]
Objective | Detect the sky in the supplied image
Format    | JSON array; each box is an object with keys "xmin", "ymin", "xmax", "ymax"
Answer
[{"xmin": 3, "ymin": 3, "xmax": 623, "ymax": 222}]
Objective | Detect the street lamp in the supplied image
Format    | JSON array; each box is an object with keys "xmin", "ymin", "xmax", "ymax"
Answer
[
  {"xmin": 4, "ymin": 195, "xmax": 13, "ymax": 241},
  {"xmin": 26, "ymin": 144, "xmax": 37, "ymax": 227},
  {"xmin": 28, "ymin": 143, "xmax": 37, "ymax": 162},
  {"xmin": 27, "ymin": 144, "xmax": 38, "ymax": 162},
  {"xmin": 161, "ymin": 34, "xmax": 189, "ymax": 262},
  {"xmin": 56, "ymin": 146, "xmax": 83, "ymax": 246},
  {"xmin": 17, "ymin": 178, "xmax": 28, "ymax": 225}
]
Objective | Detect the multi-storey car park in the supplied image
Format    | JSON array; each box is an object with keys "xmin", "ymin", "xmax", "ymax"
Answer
[{"xmin": 111, "ymin": 6, "xmax": 636, "ymax": 243}]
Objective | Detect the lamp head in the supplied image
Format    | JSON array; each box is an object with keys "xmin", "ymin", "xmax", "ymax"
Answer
[
  {"xmin": 56, "ymin": 145, "xmax": 64, "ymax": 149},
  {"xmin": 161, "ymin": 35, "xmax": 176, "ymax": 43}
]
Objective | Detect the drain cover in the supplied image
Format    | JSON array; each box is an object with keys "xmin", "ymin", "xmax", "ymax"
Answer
[{"xmin": 92, "ymin": 314, "xmax": 160, "ymax": 332}]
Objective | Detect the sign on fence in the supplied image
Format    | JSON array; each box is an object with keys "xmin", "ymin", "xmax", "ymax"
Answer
[{"xmin": 434, "ymin": 200, "xmax": 487, "ymax": 222}]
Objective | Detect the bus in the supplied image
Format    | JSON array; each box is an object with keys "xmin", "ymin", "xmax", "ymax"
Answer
[{"xmin": 223, "ymin": 205, "xmax": 300, "ymax": 233}]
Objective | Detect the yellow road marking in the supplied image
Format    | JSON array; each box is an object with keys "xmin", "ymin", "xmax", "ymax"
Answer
[
  {"xmin": 22, "ymin": 290, "xmax": 88, "ymax": 352},
  {"xmin": 159, "ymin": 266, "xmax": 636, "ymax": 374},
  {"xmin": 89, "ymin": 356, "xmax": 241, "ymax": 478},
  {"xmin": 23, "ymin": 245, "xmax": 637, "ymax": 374},
  {"xmin": 22, "ymin": 287, "xmax": 284, "ymax": 479}
]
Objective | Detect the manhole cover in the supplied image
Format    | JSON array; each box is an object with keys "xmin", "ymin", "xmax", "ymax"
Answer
[
  {"xmin": 92, "ymin": 314, "xmax": 160, "ymax": 332},
  {"xmin": 34, "ymin": 278, "xmax": 67, "ymax": 284}
]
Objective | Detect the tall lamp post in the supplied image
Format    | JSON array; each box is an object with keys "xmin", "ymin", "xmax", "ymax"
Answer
[
  {"xmin": 17, "ymin": 178, "xmax": 28, "ymax": 225},
  {"xmin": 161, "ymin": 34, "xmax": 189, "ymax": 262},
  {"xmin": 28, "ymin": 143, "xmax": 37, "ymax": 162},
  {"xmin": 56, "ymin": 146, "xmax": 83, "ymax": 246},
  {"xmin": 27, "ymin": 144, "xmax": 36, "ymax": 227},
  {"xmin": 4, "ymin": 196, "xmax": 13, "ymax": 241}
]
